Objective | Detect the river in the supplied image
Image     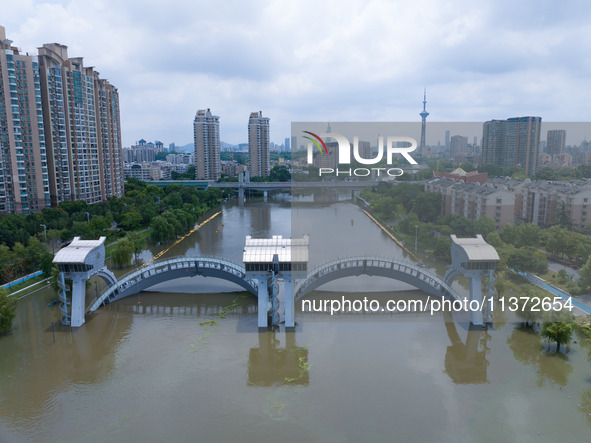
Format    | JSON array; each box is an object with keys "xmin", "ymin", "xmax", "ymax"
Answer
[{"xmin": 1, "ymin": 193, "xmax": 591, "ymax": 442}]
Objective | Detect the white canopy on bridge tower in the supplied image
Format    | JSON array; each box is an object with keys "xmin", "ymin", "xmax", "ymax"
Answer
[
  {"xmin": 53, "ymin": 237, "xmax": 116, "ymax": 327},
  {"xmin": 445, "ymin": 235, "xmax": 499, "ymax": 325}
]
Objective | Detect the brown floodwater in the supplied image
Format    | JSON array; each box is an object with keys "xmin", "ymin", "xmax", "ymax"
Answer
[{"xmin": 1, "ymin": 194, "xmax": 591, "ymax": 442}]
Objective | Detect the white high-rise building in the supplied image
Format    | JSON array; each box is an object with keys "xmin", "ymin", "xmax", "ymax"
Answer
[
  {"xmin": 248, "ymin": 111, "xmax": 270, "ymax": 178},
  {"xmin": 194, "ymin": 109, "xmax": 220, "ymax": 180}
]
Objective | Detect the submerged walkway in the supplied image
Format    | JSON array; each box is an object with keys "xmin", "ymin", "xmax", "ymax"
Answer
[{"xmin": 512, "ymin": 269, "xmax": 591, "ymax": 315}]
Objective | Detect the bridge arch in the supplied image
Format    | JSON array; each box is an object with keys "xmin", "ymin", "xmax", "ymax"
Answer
[
  {"xmin": 94, "ymin": 268, "xmax": 117, "ymax": 287},
  {"xmin": 88, "ymin": 257, "xmax": 258, "ymax": 313},
  {"xmin": 294, "ymin": 257, "xmax": 461, "ymax": 302}
]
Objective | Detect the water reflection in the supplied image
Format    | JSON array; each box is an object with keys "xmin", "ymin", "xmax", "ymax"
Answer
[
  {"xmin": 250, "ymin": 204, "xmax": 272, "ymax": 237},
  {"xmin": 0, "ymin": 294, "xmax": 131, "ymax": 433},
  {"xmin": 248, "ymin": 332, "xmax": 310, "ymax": 386},
  {"xmin": 443, "ymin": 313, "xmax": 490, "ymax": 384},
  {"xmin": 111, "ymin": 291, "xmax": 257, "ymax": 318},
  {"xmin": 507, "ymin": 325, "xmax": 573, "ymax": 387}
]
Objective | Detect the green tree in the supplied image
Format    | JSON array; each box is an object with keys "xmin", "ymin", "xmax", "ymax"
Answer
[
  {"xmin": 411, "ymin": 192, "xmax": 441, "ymax": 223},
  {"xmin": 500, "ymin": 223, "xmax": 519, "ymax": 245},
  {"xmin": 540, "ymin": 310, "xmax": 575, "ymax": 352},
  {"xmin": 507, "ymin": 247, "xmax": 547, "ymax": 274},
  {"xmin": 399, "ymin": 213, "xmax": 420, "ymax": 235},
  {"xmin": 474, "ymin": 216, "xmax": 496, "ymax": 236},
  {"xmin": 39, "ymin": 252, "xmax": 55, "ymax": 277},
  {"xmin": 578, "ymin": 255, "xmax": 591, "ymax": 291},
  {"xmin": 372, "ymin": 196, "xmax": 397, "ymax": 221},
  {"xmin": 128, "ymin": 232, "xmax": 147, "ymax": 261},
  {"xmin": 46, "ymin": 229, "xmax": 61, "ymax": 253},
  {"xmin": 71, "ymin": 221, "xmax": 90, "ymax": 238},
  {"xmin": 0, "ymin": 288, "xmax": 17, "ymax": 334},
  {"xmin": 449, "ymin": 216, "xmax": 475, "ymax": 237},
  {"xmin": 544, "ymin": 225, "xmax": 568, "ymax": 258},
  {"xmin": 268, "ymin": 165, "xmax": 291, "ymax": 182},
  {"xmin": 576, "ymin": 237, "xmax": 591, "ymax": 264},
  {"xmin": 119, "ymin": 211, "xmax": 143, "ymax": 231},
  {"xmin": 111, "ymin": 239, "xmax": 134, "ymax": 268},
  {"xmin": 150, "ymin": 216, "xmax": 173, "ymax": 243},
  {"xmin": 516, "ymin": 223, "xmax": 541, "ymax": 248},
  {"xmin": 434, "ymin": 237, "xmax": 452, "ymax": 260},
  {"xmin": 89, "ymin": 215, "xmax": 109, "ymax": 235},
  {"xmin": 486, "ymin": 231, "xmax": 504, "ymax": 248}
]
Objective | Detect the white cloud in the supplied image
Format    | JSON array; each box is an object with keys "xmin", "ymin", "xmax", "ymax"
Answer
[{"xmin": 3, "ymin": 0, "xmax": 591, "ymax": 146}]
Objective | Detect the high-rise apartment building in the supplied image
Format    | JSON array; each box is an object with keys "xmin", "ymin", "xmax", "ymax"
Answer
[
  {"xmin": 0, "ymin": 27, "xmax": 51, "ymax": 214},
  {"xmin": 194, "ymin": 108, "xmax": 220, "ymax": 180},
  {"xmin": 248, "ymin": 111, "xmax": 270, "ymax": 178},
  {"xmin": 481, "ymin": 116, "xmax": 541, "ymax": 176},
  {"xmin": 0, "ymin": 27, "xmax": 123, "ymax": 213},
  {"xmin": 39, "ymin": 44, "xmax": 119, "ymax": 205},
  {"xmin": 95, "ymin": 77, "xmax": 124, "ymax": 200},
  {"xmin": 547, "ymin": 129, "xmax": 566, "ymax": 155}
]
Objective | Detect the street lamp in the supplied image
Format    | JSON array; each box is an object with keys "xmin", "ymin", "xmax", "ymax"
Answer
[
  {"xmin": 415, "ymin": 225, "xmax": 418, "ymax": 252},
  {"xmin": 85, "ymin": 212, "xmax": 90, "ymax": 223},
  {"xmin": 40, "ymin": 224, "xmax": 47, "ymax": 242}
]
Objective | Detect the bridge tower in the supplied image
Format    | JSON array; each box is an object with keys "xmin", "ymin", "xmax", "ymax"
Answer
[
  {"xmin": 444, "ymin": 235, "xmax": 499, "ymax": 326},
  {"xmin": 243, "ymin": 235, "xmax": 309, "ymax": 330},
  {"xmin": 53, "ymin": 237, "xmax": 117, "ymax": 327}
]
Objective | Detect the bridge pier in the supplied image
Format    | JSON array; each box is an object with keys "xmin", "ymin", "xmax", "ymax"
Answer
[
  {"xmin": 284, "ymin": 276, "xmax": 294, "ymax": 328},
  {"xmin": 469, "ymin": 276, "xmax": 483, "ymax": 326},
  {"xmin": 255, "ymin": 276, "xmax": 269, "ymax": 328},
  {"xmin": 70, "ymin": 275, "xmax": 87, "ymax": 327}
]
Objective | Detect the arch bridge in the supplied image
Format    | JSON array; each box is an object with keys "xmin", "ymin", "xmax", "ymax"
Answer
[
  {"xmin": 53, "ymin": 235, "xmax": 496, "ymax": 329},
  {"xmin": 294, "ymin": 257, "xmax": 461, "ymax": 302},
  {"xmin": 85, "ymin": 255, "xmax": 461, "ymax": 328},
  {"xmin": 87, "ymin": 257, "xmax": 258, "ymax": 313}
]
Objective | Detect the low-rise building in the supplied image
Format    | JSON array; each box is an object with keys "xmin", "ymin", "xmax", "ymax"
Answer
[
  {"xmin": 519, "ymin": 180, "xmax": 591, "ymax": 230},
  {"xmin": 425, "ymin": 179, "xmax": 515, "ymax": 227}
]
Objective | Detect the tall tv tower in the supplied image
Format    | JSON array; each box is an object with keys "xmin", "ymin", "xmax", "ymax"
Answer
[{"xmin": 419, "ymin": 89, "xmax": 429, "ymax": 156}]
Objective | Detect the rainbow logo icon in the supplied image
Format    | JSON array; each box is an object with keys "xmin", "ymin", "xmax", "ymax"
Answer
[{"xmin": 302, "ymin": 131, "xmax": 328, "ymax": 154}]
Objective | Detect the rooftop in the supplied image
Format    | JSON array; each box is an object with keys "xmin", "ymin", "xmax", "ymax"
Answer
[
  {"xmin": 53, "ymin": 237, "xmax": 106, "ymax": 264},
  {"xmin": 451, "ymin": 235, "xmax": 499, "ymax": 261},
  {"xmin": 243, "ymin": 235, "xmax": 309, "ymax": 264}
]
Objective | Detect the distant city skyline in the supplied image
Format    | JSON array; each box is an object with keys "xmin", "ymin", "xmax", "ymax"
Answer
[{"xmin": 3, "ymin": 1, "xmax": 591, "ymax": 146}]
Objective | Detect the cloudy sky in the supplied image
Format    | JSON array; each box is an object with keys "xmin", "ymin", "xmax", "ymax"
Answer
[{"xmin": 3, "ymin": 0, "xmax": 591, "ymax": 147}]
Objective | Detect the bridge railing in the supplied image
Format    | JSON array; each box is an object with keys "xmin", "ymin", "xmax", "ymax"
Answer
[
  {"xmin": 294, "ymin": 256, "xmax": 460, "ymax": 301},
  {"xmin": 88, "ymin": 255, "xmax": 252, "ymax": 312},
  {"xmin": 117, "ymin": 255, "xmax": 247, "ymax": 283}
]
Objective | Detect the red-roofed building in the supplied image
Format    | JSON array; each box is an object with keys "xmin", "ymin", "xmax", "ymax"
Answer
[{"xmin": 433, "ymin": 167, "xmax": 488, "ymax": 184}]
